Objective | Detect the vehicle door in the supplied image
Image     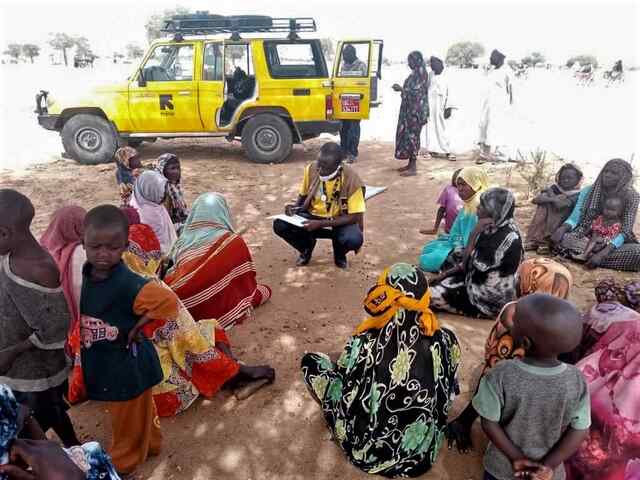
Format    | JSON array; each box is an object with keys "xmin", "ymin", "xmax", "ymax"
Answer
[
  {"xmin": 198, "ymin": 41, "xmax": 225, "ymax": 131},
  {"xmin": 331, "ymin": 40, "xmax": 384, "ymax": 120},
  {"xmin": 128, "ymin": 42, "xmax": 201, "ymax": 132}
]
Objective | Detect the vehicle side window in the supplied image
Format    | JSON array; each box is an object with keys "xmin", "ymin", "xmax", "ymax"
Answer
[
  {"xmin": 203, "ymin": 43, "xmax": 223, "ymax": 81},
  {"xmin": 225, "ymin": 44, "xmax": 254, "ymax": 76},
  {"xmin": 142, "ymin": 44, "xmax": 194, "ymax": 82},
  {"xmin": 263, "ymin": 41, "xmax": 328, "ymax": 78},
  {"xmin": 338, "ymin": 43, "xmax": 370, "ymax": 77}
]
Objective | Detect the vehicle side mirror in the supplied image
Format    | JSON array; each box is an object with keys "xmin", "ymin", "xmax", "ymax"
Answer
[{"xmin": 138, "ymin": 70, "xmax": 147, "ymax": 87}]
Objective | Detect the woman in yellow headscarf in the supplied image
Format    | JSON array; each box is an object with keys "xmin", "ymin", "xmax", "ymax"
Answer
[
  {"xmin": 301, "ymin": 263, "xmax": 461, "ymax": 478},
  {"xmin": 419, "ymin": 166, "xmax": 489, "ymax": 272}
]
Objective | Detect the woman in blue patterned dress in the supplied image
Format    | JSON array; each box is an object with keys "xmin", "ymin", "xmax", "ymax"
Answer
[
  {"xmin": 301, "ymin": 263, "xmax": 460, "ymax": 478},
  {"xmin": 393, "ymin": 51, "xmax": 430, "ymax": 177}
]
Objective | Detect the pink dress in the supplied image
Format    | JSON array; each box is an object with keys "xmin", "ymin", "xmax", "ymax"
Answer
[{"xmin": 437, "ymin": 185, "xmax": 463, "ymax": 233}]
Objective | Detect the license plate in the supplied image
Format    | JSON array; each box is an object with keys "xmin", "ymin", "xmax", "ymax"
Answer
[{"xmin": 341, "ymin": 95, "xmax": 360, "ymax": 113}]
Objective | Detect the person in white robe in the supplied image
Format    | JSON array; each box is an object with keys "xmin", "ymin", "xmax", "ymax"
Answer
[
  {"xmin": 424, "ymin": 56, "xmax": 455, "ymax": 160},
  {"xmin": 477, "ymin": 49, "xmax": 513, "ymax": 163}
]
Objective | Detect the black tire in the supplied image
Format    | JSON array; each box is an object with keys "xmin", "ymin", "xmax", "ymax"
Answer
[
  {"xmin": 241, "ymin": 114, "xmax": 293, "ymax": 164},
  {"xmin": 61, "ymin": 114, "xmax": 118, "ymax": 165}
]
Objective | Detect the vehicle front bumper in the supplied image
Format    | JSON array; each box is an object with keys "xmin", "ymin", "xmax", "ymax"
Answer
[{"xmin": 37, "ymin": 114, "xmax": 60, "ymax": 131}]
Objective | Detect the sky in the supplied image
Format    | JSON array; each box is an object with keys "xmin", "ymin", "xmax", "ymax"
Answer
[{"xmin": 0, "ymin": 0, "xmax": 638, "ymax": 66}]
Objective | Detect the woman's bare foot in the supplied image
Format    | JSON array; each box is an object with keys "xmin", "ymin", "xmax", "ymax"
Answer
[{"xmin": 397, "ymin": 163, "xmax": 411, "ymax": 172}]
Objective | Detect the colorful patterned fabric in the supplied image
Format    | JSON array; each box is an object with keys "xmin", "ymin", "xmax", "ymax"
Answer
[
  {"xmin": 567, "ymin": 303, "xmax": 640, "ymax": 480},
  {"xmin": 301, "ymin": 263, "xmax": 460, "ymax": 478},
  {"xmin": 594, "ymin": 279, "xmax": 640, "ymax": 312},
  {"xmin": 0, "ymin": 384, "xmax": 18, "ymax": 469},
  {"xmin": 123, "ymin": 222, "xmax": 240, "ymax": 417},
  {"xmin": 166, "ymin": 193, "xmax": 271, "ymax": 330},
  {"xmin": 395, "ymin": 51, "xmax": 429, "ymax": 160},
  {"xmin": 591, "ymin": 216, "xmax": 622, "ymax": 241},
  {"xmin": 114, "ymin": 146, "xmax": 141, "ymax": 206},
  {"xmin": 155, "ymin": 153, "xmax": 189, "ymax": 226},
  {"xmin": 482, "ymin": 258, "xmax": 573, "ymax": 374}
]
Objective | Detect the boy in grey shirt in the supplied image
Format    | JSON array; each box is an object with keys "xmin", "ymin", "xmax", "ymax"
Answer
[{"xmin": 473, "ymin": 294, "xmax": 590, "ymax": 480}]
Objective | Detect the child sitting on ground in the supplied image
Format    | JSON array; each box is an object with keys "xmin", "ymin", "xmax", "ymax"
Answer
[
  {"xmin": 114, "ymin": 146, "xmax": 143, "ymax": 206},
  {"xmin": 81, "ymin": 205, "xmax": 180, "ymax": 475},
  {"xmin": 420, "ymin": 168, "xmax": 463, "ymax": 235},
  {"xmin": 472, "ymin": 293, "xmax": 590, "ymax": 480},
  {"xmin": 0, "ymin": 189, "xmax": 80, "ymax": 448},
  {"xmin": 573, "ymin": 196, "xmax": 624, "ymax": 263},
  {"xmin": 155, "ymin": 153, "xmax": 189, "ymax": 228},
  {"xmin": 525, "ymin": 163, "xmax": 582, "ymax": 254}
]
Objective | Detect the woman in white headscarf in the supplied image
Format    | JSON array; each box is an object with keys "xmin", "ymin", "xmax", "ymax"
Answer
[{"xmin": 130, "ymin": 170, "xmax": 177, "ymax": 254}]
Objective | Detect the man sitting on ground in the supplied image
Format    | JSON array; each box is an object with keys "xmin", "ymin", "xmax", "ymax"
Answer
[{"xmin": 273, "ymin": 142, "xmax": 365, "ymax": 269}]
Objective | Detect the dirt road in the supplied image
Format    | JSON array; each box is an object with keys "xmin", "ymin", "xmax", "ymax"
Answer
[{"xmin": 1, "ymin": 139, "xmax": 636, "ymax": 480}]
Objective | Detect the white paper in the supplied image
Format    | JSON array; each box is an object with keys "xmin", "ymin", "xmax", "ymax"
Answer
[
  {"xmin": 268, "ymin": 214, "xmax": 308, "ymax": 228},
  {"xmin": 364, "ymin": 185, "xmax": 387, "ymax": 200}
]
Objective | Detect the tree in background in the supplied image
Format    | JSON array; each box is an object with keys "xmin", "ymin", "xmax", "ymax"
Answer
[
  {"xmin": 48, "ymin": 33, "xmax": 76, "ymax": 66},
  {"xmin": 125, "ymin": 43, "xmax": 144, "ymax": 60},
  {"xmin": 74, "ymin": 36, "xmax": 94, "ymax": 59},
  {"xmin": 3, "ymin": 44, "xmax": 22, "ymax": 62},
  {"xmin": 445, "ymin": 41, "xmax": 485, "ymax": 68},
  {"xmin": 145, "ymin": 6, "xmax": 191, "ymax": 43},
  {"xmin": 522, "ymin": 51, "xmax": 545, "ymax": 67},
  {"xmin": 320, "ymin": 39, "xmax": 334, "ymax": 60},
  {"xmin": 112, "ymin": 52, "xmax": 125, "ymax": 64},
  {"xmin": 566, "ymin": 54, "xmax": 598, "ymax": 69},
  {"xmin": 21, "ymin": 44, "xmax": 40, "ymax": 63}
]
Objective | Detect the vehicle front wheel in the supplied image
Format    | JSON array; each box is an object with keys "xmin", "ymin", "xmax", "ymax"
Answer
[
  {"xmin": 241, "ymin": 114, "xmax": 293, "ymax": 164},
  {"xmin": 61, "ymin": 114, "xmax": 118, "ymax": 165}
]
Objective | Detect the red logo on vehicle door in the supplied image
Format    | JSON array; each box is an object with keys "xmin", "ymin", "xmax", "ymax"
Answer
[{"xmin": 341, "ymin": 94, "xmax": 360, "ymax": 113}]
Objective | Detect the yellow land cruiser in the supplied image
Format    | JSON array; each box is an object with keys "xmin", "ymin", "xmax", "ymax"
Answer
[{"xmin": 35, "ymin": 14, "xmax": 383, "ymax": 164}]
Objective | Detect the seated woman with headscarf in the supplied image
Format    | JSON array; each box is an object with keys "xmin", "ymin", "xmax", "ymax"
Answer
[
  {"xmin": 130, "ymin": 170, "xmax": 177, "ymax": 254},
  {"xmin": 419, "ymin": 166, "xmax": 489, "ymax": 272},
  {"xmin": 301, "ymin": 263, "xmax": 460, "ymax": 478},
  {"xmin": 164, "ymin": 193, "xmax": 271, "ymax": 330},
  {"xmin": 446, "ymin": 257, "xmax": 573, "ymax": 453},
  {"xmin": 155, "ymin": 153, "xmax": 189, "ymax": 229},
  {"xmin": 552, "ymin": 158, "xmax": 640, "ymax": 272},
  {"xmin": 429, "ymin": 187, "xmax": 524, "ymax": 318}
]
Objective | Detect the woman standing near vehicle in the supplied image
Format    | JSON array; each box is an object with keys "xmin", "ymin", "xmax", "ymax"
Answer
[{"xmin": 393, "ymin": 51, "xmax": 429, "ymax": 177}]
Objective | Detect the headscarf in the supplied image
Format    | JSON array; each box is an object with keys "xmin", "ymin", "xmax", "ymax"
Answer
[
  {"xmin": 40, "ymin": 206, "xmax": 86, "ymax": 340},
  {"xmin": 491, "ymin": 49, "xmax": 506, "ymax": 65},
  {"xmin": 114, "ymin": 147, "xmax": 139, "ymax": 182},
  {"xmin": 517, "ymin": 257, "xmax": 573, "ymax": 299},
  {"xmin": 123, "ymin": 223, "xmax": 163, "ymax": 279},
  {"xmin": 595, "ymin": 279, "xmax": 640, "ymax": 312},
  {"xmin": 483, "ymin": 257, "xmax": 570, "ymax": 373},
  {"xmin": 577, "ymin": 158, "xmax": 637, "ymax": 242},
  {"xmin": 120, "ymin": 207, "xmax": 141, "ymax": 226},
  {"xmin": 479, "ymin": 187, "xmax": 516, "ymax": 228},
  {"xmin": 457, "ymin": 166, "xmax": 489, "ymax": 213},
  {"xmin": 356, "ymin": 263, "xmax": 439, "ymax": 337},
  {"xmin": 130, "ymin": 171, "xmax": 177, "ymax": 254},
  {"xmin": 169, "ymin": 192, "xmax": 235, "ymax": 264},
  {"xmin": 155, "ymin": 153, "xmax": 189, "ymax": 225},
  {"xmin": 555, "ymin": 163, "xmax": 583, "ymax": 195}
]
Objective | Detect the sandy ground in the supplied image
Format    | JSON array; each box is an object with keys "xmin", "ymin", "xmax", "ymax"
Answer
[{"xmin": 1, "ymin": 139, "xmax": 638, "ymax": 480}]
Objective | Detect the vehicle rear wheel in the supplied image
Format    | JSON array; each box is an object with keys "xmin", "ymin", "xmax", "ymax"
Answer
[
  {"xmin": 241, "ymin": 114, "xmax": 293, "ymax": 164},
  {"xmin": 61, "ymin": 114, "xmax": 118, "ymax": 165}
]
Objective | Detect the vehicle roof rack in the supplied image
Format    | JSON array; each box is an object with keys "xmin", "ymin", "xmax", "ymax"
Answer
[{"xmin": 161, "ymin": 13, "xmax": 317, "ymax": 41}]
